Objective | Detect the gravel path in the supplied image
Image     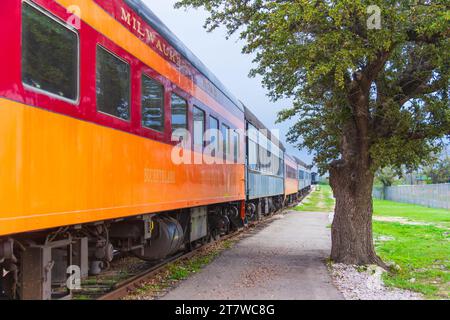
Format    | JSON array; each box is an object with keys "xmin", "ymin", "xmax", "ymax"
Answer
[{"xmin": 161, "ymin": 211, "xmax": 344, "ymax": 300}]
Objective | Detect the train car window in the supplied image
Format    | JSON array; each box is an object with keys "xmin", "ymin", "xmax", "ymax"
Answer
[
  {"xmin": 286, "ymin": 165, "xmax": 297, "ymax": 179},
  {"xmin": 221, "ymin": 124, "xmax": 230, "ymax": 159},
  {"xmin": 247, "ymin": 123, "xmax": 258, "ymax": 143},
  {"xmin": 272, "ymin": 154, "xmax": 278, "ymax": 175},
  {"xmin": 142, "ymin": 75, "xmax": 164, "ymax": 132},
  {"xmin": 193, "ymin": 106, "xmax": 205, "ymax": 147},
  {"xmin": 22, "ymin": 2, "xmax": 79, "ymax": 102},
  {"xmin": 278, "ymin": 156, "xmax": 284, "ymax": 176},
  {"xmin": 258, "ymin": 132, "xmax": 267, "ymax": 150},
  {"xmin": 96, "ymin": 46, "xmax": 130, "ymax": 121},
  {"xmin": 259, "ymin": 146, "xmax": 268, "ymax": 173},
  {"xmin": 233, "ymin": 131, "xmax": 240, "ymax": 163},
  {"xmin": 299, "ymin": 170, "xmax": 305, "ymax": 180},
  {"xmin": 248, "ymin": 139, "xmax": 258, "ymax": 170},
  {"xmin": 171, "ymin": 94, "xmax": 188, "ymax": 134},
  {"xmin": 209, "ymin": 116, "xmax": 219, "ymax": 156}
]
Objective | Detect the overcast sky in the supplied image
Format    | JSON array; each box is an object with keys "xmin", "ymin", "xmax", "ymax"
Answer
[{"xmin": 142, "ymin": 0, "xmax": 314, "ymax": 165}]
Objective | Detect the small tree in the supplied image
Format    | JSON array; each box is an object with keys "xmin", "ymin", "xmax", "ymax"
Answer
[
  {"xmin": 175, "ymin": 0, "xmax": 450, "ymax": 265},
  {"xmin": 375, "ymin": 167, "xmax": 399, "ymax": 187},
  {"xmin": 423, "ymin": 156, "xmax": 450, "ymax": 183}
]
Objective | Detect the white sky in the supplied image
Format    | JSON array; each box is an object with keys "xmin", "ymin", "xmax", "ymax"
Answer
[{"xmin": 142, "ymin": 0, "xmax": 313, "ymax": 165}]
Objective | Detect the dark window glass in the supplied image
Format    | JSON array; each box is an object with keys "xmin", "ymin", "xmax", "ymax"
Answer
[
  {"xmin": 171, "ymin": 94, "xmax": 187, "ymax": 133},
  {"xmin": 259, "ymin": 146, "xmax": 269, "ymax": 172},
  {"xmin": 278, "ymin": 156, "xmax": 284, "ymax": 176},
  {"xmin": 96, "ymin": 46, "xmax": 130, "ymax": 120},
  {"xmin": 248, "ymin": 140, "xmax": 258, "ymax": 170},
  {"xmin": 233, "ymin": 131, "xmax": 239, "ymax": 163},
  {"xmin": 299, "ymin": 170, "xmax": 305, "ymax": 180},
  {"xmin": 222, "ymin": 124, "xmax": 230, "ymax": 157},
  {"xmin": 22, "ymin": 2, "xmax": 78, "ymax": 101},
  {"xmin": 286, "ymin": 165, "xmax": 297, "ymax": 179},
  {"xmin": 209, "ymin": 116, "xmax": 219, "ymax": 156},
  {"xmin": 142, "ymin": 75, "xmax": 164, "ymax": 132},
  {"xmin": 193, "ymin": 106, "xmax": 205, "ymax": 147}
]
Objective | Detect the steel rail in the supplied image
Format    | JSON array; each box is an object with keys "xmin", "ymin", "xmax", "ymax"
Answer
[{"xmin": 97, "ymin": 229, "xmax": 244, "ymax": 300}]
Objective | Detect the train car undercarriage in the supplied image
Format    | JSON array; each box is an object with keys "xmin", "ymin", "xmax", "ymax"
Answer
[
  {"xmin": 0, "ymin": 189, "xmax": 311, "ymax": 300},
  {"xmin": 0, "ymin": 201, "xmax": 245, "ymax": 300}
]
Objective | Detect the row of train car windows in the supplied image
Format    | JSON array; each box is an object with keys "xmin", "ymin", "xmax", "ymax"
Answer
[
  {"xmin": 299, "ymin": 170, "xmax": 311, "ymax": 180},
  {"xmin": 21, "ymin": 1, "xmax": 240, "ymax": 161},
  {"xmin": 247, "ymin": 123, "xmax": 284, "ymax": 176}
]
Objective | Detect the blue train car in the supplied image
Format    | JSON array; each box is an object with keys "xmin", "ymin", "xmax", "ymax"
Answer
[
  {"xmin": 295, "ymin": 157, "xmax": 312, "ymax": 196},
  {"xmin": 244, "ymin": 106, "xmax": 285, "ymax": 218}
]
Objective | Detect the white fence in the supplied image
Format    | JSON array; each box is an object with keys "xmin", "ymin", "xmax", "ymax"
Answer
[{"xmin": 373, "ymin": 183, "xmax": 450, "ymax": 210}]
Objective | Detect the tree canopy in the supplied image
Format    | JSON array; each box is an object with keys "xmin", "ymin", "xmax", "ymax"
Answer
[
  {"xmin": 175, "ymin": 0, "xmax": 449, "ymax": 174},
  {"xmin": 175, "ymin": 0, "xmax": 450, "ymax": 265}
]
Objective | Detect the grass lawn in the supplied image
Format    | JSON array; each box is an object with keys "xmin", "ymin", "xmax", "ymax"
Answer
[
  {"xmin": 295, "ymin": 185, "xmax": 334, "ymax": 212},
  {"xmin": 374, "ymin": 221, "xmax": 449, "ymax": 299},
  {"xmin": 295, "ymin": 185, "xmax": 450, "ymax": 299},
  {"xmin": 373, "ymin": 199, "xmax": 450, "ymax": 228}
]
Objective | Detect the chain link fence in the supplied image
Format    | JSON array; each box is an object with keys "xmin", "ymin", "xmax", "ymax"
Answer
[{"xmin": 373, "ymin": 183, "xmax": 450, "ymax": 210}]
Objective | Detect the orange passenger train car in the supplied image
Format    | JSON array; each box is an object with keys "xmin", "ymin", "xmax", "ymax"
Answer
[
  {"xmin": 0, "ymin": 0, "xmax": 245, "ymax": 237},
  {"xmin": 0, "ymin": 0, "xmax": 311, "ymax": 300},
  {"xmin": 0, "ymin": 0, "xmax": 248, "ymax": 299}
]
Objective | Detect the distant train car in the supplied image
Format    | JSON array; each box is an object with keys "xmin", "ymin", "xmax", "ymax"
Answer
[
  {"xmin": 295, "ymin": 157, "xmax": 312, "ymax": 197},
  {"xmin": 0, "ymin": 0, "xmax": 312, "ymax": 300},
  {"xmin": 244, "ymin": 106, "xmax": 285, "ymax": 219},
  {"xmin": 284, "ymin": 154, "xmax": 300, "ymax": 205},
  {"xmin": 311, "ymin": 172, "xmax": 319, "ymax": 185}
]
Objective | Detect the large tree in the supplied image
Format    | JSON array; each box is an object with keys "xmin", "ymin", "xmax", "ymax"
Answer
[{"xmin": 175, "ymin": 0, "xmax": 450, "ymax": 265}]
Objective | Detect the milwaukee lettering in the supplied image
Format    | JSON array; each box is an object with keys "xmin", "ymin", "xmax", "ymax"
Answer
[{"xmin": 120, "ymin": 7, "xmax": 181, "ymax": 66}]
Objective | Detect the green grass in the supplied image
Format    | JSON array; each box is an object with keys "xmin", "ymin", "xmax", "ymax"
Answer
[
  {"xmin": 296, "ymin": 185, "xmax": 450, "ymax": 299},
  {"xmin": 167, "ymin": 253, "xmax": 219, "ymax": 281},
  {"xmin": 373, "ymin": 199, "xmax": 450, "ymax": 299},
  {"xmin": 373, "ymin": 199, "xmax": 450, "ymax": 228},
  {"xmin": 295, "ymin": 185, "xmax": 335, "ymax": 212},
  {"xmin": 372, "ymin": 199, "xmax": 450, "ymax": 299},
  {"xmin": 374, "ymin": 222, "xmax": 449, "ymax": 299}
]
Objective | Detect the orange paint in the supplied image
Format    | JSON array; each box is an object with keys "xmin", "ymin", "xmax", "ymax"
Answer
[
  {"xmin": 285, "ymin": 178, "xmax": 298, "ymax": 196},
  {"xmin": 0, "ymin": 99, "xmax": 245, "ymax": 236}
]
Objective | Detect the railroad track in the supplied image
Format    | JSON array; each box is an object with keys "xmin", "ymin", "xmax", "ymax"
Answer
[
  {"xmin": 97, "ymin": 231, "xmax": 240, "ymax": 300},
  {"xmin": 95, "ymin": 204, "xmax": 303, "ymax": 300}
]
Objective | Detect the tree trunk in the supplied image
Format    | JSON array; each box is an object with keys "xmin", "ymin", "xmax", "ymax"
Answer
[{"xmin": 329, "ymin": 163, "xmax": 385, "ymax": 266}]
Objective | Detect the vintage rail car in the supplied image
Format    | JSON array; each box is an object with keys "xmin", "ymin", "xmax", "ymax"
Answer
[
  {"xmin": 243, "ymin": 106, "xmax": 286, "ymax": 220},
  {"xmin": 284, "ymin": 154, "xmax": 300, "ymax": 205},
  {"xmin": 0, "ymin": 0, "xmax": 311, "ymax": 300},
  {"xmin": 295, "ymin": 157, "xmax": 313, "ymax": 197}
]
